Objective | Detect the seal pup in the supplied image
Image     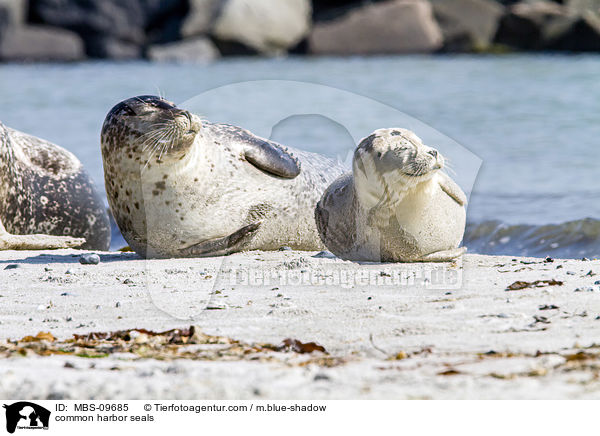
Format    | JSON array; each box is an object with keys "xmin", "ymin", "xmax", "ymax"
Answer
[
  {"xmin": 101, "ymin": 95, "xmax": 346, "ymax": 258},
  {"xmin": 315, "ymin": 128, "xmax": 467, "ymax": 262},
  {"xmin": 0, "ymin": 121, "xmax": 110, "ymax": 251}
]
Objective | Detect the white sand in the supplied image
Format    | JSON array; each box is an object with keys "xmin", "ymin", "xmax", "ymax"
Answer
[{"xmin": 1, "ymin": 249, "xmax": 599, "ymax": 399}]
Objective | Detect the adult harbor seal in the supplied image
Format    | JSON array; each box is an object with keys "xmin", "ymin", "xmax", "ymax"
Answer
[
  {"xmin": 315, "ymin": 128, "xmax": 467, "ymax": 262},
  {"xmin": 101, "ymin": 95, "xmax": 346, "ymax": 258},
  {"xmin": 0, "ymin": 121, "xmax": 111, "ymax": 250}
]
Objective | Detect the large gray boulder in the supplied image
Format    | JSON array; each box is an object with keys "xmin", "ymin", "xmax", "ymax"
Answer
[
  {"xmin": 211, "ymin": 0, "xmax": 312, "ymax": 55},
  {"xmin": 495, "ymin": 1, "xmax": 600, "ymax": 51},
  {"xmin": 308, "ymin": 0, "xmax": 443, "ymax": 55},
  {"xmin": 0, "ymin": 0, "xmax": 26, "ymax": 30},
  {"xmin": 147, "ymin": 37, "xmax": 220, "ymax": 62},
  {"xmin": 431, "ymin": 0, "xmax": 504, "ymax": 51},
  {"xmin": 0, "ymin": 25, "xmax": 85, "ymax": 61},
  {"xmin": 567, "ymin": 0, "xmax": 600, "ymax": 15},
  {"xmin": 28, "ymin": 0, "xmax": 188, "ymax": 58},
  {"xmin": 86, "ymin": 35, "xmax": 143, "ymax": 60},
  {"xmin": 494, "ymin": 1, "xmax": 576, "ymax": 50},
  {"xmin": 547, "ymin": 10, "xmax": 600, "ymax": 51},
  {"xmin": 180, "ymin": 0, "xmax": 222, "ymax": 38}
]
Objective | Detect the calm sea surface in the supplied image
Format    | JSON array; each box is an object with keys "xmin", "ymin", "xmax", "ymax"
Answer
[{"xmin": 1, "ymin": 55, "xmax": 599, "ymax": 257}]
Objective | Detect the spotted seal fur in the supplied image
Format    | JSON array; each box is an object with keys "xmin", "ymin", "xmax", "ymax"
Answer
[
  {"xmin": 101, "ymin": 95, "xmax": 346, "ymax": 258},
  {"xmin": 315, "ymin": 128, "xmax": 467, "ymax": 262},
  {"xmin": 0, "ymin": 121, "xmax": 110, "ymax": 250}
]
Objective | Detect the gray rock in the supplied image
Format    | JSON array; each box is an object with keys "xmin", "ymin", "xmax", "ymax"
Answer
[
  {"xmin": 494, "ymin": 1, "xmax": 577, "ymax": 50},
  {"xmin": 0, "ymin": 25, "xmax": 85, "ymax": 61},
  {"xmin": 79, "ymin": 253, "xmax": 100, "ymax": 265},
  {"xmin": 86, "ymin": 35, "xmax": 143, "ymax": 59},
  {"xmin": 567, "ymin": 0, "xmax": 600, "ymax": 16},
  {"xmin": 181, "ymin": 0, "xmax": 222, "ymax": 38},
  {"xmin": 308, "ymin": 0, "xmax": 443, "ymax": 55},
  {"xmin": 546, "ymin": 11, "xmax": 600, "ymax": 51},
  {"xmin": 29, "ymin": 0, "xmax": 188, "ymax": 58},
  {"xmin": 313, "ymin": 251, "xmax": 336, "ymax": 259},
  {"xmin": 212, "ymin": 0, "xmax": 312, "ymax": 55},
  {"xmin": 147, "ymin": 37, "xmax": 219, "ymax": 62},
  {"xmin": 30, "ymin": 0, "xmax": 146, "ymax": 44},
  {"xmin": 0, "ymin": 0, "xmax": 26, "ymax": 30},
  {"xmin": 431, "ymin": 0, "xmax": 504, "ymax": 51}
]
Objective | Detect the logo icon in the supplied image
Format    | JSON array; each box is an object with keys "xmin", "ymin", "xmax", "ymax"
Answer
[{"xmin": 3, "ymin": 402, "xmax": 50, "ymax": 433}]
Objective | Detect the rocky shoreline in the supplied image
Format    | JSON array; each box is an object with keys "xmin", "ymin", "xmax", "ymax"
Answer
[{"xmin": 0, "ymin": 0, "xmax": 599, "ymax": 62}]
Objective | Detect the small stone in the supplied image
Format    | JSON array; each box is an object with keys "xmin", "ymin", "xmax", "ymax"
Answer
[
  {"xmin": 582, "ymin": 257, "xmax": 590, "ymax": 261},
  {"xmin": 566, "ymin": 271, "xmax": 575, "ymax": 275},
  {"xmin": 367, "ymin": 296, "xmax": 372, "ymax": 300},
  {"xmin": 574, "ymin": 287, "xmax": 583, "ymax": 292},
  {"xmin": 544, "ymin": 257, "xmax": 554, "ymax": 263},
  {"xmin": 44, "ymin": 267, "xmax": 53, "ymax": 272},
  {"xmin": 313, "ymin": 373, "xmax": 330, "ymax": 381},
  {"xmin": 4, "ymin": 264, "xmax": 19, "ymax": 270},
  {"xmin": 115, "ymin": 302, "xmax": 121, "ymax": 308},
  {"xmin": 79, "ymin": 253, "xmax": 100, "ymax": 265},
  {"xmin": 594, "ymin": 280, "xmax": 600, "ymax": 285},
  {"xmin": 123, "ymin": 278, "xmax": 134, "ymax": 285},
  {"xmin": 313, "ymin": 251, "xmax": 336, "ymax": 259},
  {"xmin": 65, "ymin": 269, "xmax": 74, "ymax": 274},
  {"xmin": 66, "ymin": 316, "xmax": 72, "ymax": 322},
  {"xmin": 278, "ymin": 246, "xmax": 292, "ymax": 251},
  {"xmin": 556, "ymin": 265, "xmax": 563, "ymax": 269}
]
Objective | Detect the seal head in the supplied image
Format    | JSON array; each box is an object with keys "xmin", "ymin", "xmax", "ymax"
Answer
[{"xmin": 316, "ymin": 128, "xmax": 466, "ymax": 262}]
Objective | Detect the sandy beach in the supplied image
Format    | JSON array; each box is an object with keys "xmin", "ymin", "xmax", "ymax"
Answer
[{"xmin": 0, "ymin": 249, "xmax": 599, "ymax": 399}]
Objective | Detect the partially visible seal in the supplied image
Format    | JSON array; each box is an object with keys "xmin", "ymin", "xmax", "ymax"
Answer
[
  {"xmin": 0, "ymin": 121, "xmax": 110, "ymax": 250},
  {"xmin": 315, "ymin": 128, "xmax": 467, "ymax": 262},
  {"xmin": 101, "ymin": 95, "xmax": 345, "ymax": 258}
]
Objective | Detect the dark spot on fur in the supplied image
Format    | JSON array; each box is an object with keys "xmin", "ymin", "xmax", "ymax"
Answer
[
  {"xmin": 152, "ymin": 190, "xmax": 160, "ymax": 196},
  {"xmin": 391, "ymin": 131, "xmax": 402, "ymax": 136},
  {"xmin": 155, "ymin": 181, "xmax": 166, "ymax": 190},
  {"xmin": 134, "ymin": 202, "xmax": 140, "ymax": 209}
]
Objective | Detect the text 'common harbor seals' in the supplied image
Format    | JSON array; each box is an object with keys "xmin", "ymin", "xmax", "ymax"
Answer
[
  {"xmin": 316, "ymin": 128, "xmax": 467, "ymax": 262},
  {"xmin": 0, "ymin": 121, "xmax": 110, "ymax": 251},
  {"xmin": 101, "ymin": 95, "xmax": 345, "ymax": 258}
]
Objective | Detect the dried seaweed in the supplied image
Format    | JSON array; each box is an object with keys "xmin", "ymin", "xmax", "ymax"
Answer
[
  {"xmin": 0, "ymin": 326, "xmax": 334, "ymax": 366},
  {"xmin": 506, "ymin": 279, "xmax": 563, "ymax": 291}
]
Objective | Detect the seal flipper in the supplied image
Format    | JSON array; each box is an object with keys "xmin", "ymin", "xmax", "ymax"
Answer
[
  {"xmin": 438, "ymin": 172, "xmax": 467, "ymax": 206},
  {"xmin": 242, "ymin": 137, "xmax": 301, "ymax": 179},
  {"xmin": 0, "ymin": 218, "xmax": 86, "ymax": 250},
  {"xmin": 179, "ymin": 222, "xmax": 261, "ymax": 257}
]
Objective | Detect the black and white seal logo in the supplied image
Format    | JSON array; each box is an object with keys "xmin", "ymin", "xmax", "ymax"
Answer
[{"xmin": 3, "ymin": 402, "xmax": 50, "ymax": 433}]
